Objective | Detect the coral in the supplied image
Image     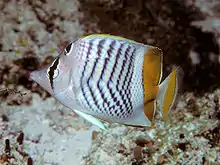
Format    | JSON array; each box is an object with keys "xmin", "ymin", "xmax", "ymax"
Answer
[
  {"xmin": 84, "ymin": 90, "xmax": 220, "ymax": 165},
  {"xmin": 0, "ymin": 0, "xmax": 220, "ymax": 164},
  {"xmin": 0, "ymin": 57, "xmax": 50, "ymax": 105},
  {"xmin": 0, "ymin": 132, "xmax": 33, "ymax": 165}
]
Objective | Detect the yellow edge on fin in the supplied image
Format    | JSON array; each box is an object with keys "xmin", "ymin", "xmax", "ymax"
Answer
[
  {"xmin": 81, "ymin": 34, "xmax": 137, "ymax": 44},
  {"xmin": 163, "ymin": 67, "xmax": 179, "ymax": 121}
]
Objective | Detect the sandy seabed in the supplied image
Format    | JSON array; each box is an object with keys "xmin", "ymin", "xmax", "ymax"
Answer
[{"xmin": 0, "ymin": 0, "xmax": 220, "ymax": 165}]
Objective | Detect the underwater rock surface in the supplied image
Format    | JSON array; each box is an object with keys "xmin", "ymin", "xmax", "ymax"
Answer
[
  {"xmin": 0, "ymin": 0, "xmax": 220, "ymax": 164},
  {"xmin": 80, "ymin": 0, "xmax": 220, "ymax": 95}
]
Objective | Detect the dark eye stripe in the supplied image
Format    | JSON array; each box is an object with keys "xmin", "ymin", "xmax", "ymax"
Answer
[
  {"xmin": 48, "ymin": 57, "xmax": 59, "ymax": 89},
  {"xmin": 64, "ymin": 43, "xmax": 72, "ymax": 55}
]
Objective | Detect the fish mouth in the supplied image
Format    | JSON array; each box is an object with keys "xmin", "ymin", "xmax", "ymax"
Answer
[
  {"xmin": 30, "ymin": 70, "xmax": 43, "ymax": 83},
  {"xmin": 29, "ymin": 71, "xmax": 37, "ymax": 81}
]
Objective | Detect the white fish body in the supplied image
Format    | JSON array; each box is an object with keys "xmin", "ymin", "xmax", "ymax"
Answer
[{"xmin": 30, "ymin": 34, "xmax": 182, "ymax": 130}]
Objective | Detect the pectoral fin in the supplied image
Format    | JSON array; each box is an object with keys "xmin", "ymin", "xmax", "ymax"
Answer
[{"xmin": 73, "ymin": 109, "xmax": 106, "ymax": 130}]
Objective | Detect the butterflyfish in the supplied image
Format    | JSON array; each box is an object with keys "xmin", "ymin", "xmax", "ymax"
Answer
[{"xmin": 30, "ymin": 34, "xmax": 183, "ymax": 130}]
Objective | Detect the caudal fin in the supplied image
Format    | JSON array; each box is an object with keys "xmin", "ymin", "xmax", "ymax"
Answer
[{"xmin": 157, "ymin": 66, "xmax": 183, "ymax": 120}]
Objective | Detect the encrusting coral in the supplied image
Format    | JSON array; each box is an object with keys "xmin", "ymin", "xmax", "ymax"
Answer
[{"xmin": 0, "ymin": 0, "xmax": 220, "ymax": 164}]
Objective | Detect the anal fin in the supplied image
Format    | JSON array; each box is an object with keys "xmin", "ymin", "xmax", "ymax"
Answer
[
  {"xmin": 125, "ymin": 106, "xmax": 151, "ymax": 127},
  {"xmin": 144, "ymin": 100, "xmax": 156, "ymax": 122}
]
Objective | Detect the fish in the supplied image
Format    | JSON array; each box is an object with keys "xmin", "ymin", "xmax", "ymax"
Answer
[{"xmin": 30, "ymin": 34, "xmax": 183, "ymax": 130}]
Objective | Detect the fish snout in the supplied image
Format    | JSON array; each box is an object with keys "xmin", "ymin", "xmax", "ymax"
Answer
[{"xmin": 29, "ymin": 69, "xmax": 53, "ymax": 95}]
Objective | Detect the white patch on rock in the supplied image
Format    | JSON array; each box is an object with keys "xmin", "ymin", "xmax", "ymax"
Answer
[{"xmin": 189, "ymin": 51, "xmax": 200, "ymax": 65}]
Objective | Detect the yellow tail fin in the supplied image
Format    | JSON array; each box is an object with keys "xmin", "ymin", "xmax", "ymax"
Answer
[{"xmin": 157, "ymin": 67, "xmax": 183, "ymax": 120}]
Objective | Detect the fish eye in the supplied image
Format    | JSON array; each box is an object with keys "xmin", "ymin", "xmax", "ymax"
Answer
[{"xmin": 64, "ymin": 42, "xmax": 73, "ymax": 56}]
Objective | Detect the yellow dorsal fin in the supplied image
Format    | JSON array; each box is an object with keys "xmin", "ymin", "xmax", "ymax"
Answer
[
  {"xmin": 143, "ymin": 46, "xmax": 163, "ymax": 86},
  {"xmin": 82, "ymin": 34, "xmax": 137, "ymax": 43}
]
